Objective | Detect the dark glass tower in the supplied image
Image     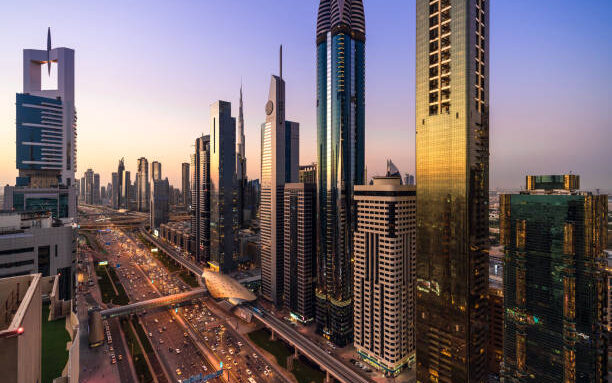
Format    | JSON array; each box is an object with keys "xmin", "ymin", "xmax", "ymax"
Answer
[
  {"xmin": 500, "ymin": 184, "xmax": 608, "ymax": 382},
  {"xmin": 415, "ymin": 0, "xmax": 489, "ymax": 381},
  {"xmin": 315, "ymin": 0, "xmax": 365, "ymax": 347}
]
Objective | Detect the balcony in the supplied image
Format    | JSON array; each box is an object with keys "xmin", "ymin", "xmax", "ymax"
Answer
[
  {"xmin": 441, "ymin": 63, "xmax": 451, "ymax": 75},
  {"xmin": 441, "ymin": 76, "xmax": 450, "ymax": 88},
  {"xmin": 429, "ymin": 54, "xmax": 439, "ymax": 65},
  {"xmin": 429, "ymin": 92, "xmax": 439, "ymax": 103},
  {"xmin": 441, "ymin": 50, "xmax": 451, "ymax": 62},
  {"xmin": 429, "ymin": 67, "xmax": 439, "ymax": 77},
  {"xmin": 429, "ymin": 79, "xmax": 439, "ymax": 90}
]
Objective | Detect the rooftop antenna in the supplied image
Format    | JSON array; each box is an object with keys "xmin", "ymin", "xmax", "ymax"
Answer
[
  {"xmin": 46, "ymin": 27, "xmax": 52, "ymax": 75},
  {"xmin": 280, "ymin": 44, "xmax": 283, "ymax": 80}
]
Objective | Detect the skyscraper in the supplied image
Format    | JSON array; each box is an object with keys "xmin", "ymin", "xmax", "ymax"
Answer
[
  {"xmin": 152, "ymin": 161, "xmax": 162, "ymax": 182},
  {"xmin": 353, "ymin": 167, "xmax": 416, "ymax": 376},
  {"xmin": 415, "ymin": 0, "xmax": 490, "ymax": 381},
  {"xmin": 150, "ymin": 178, "xmax": 170, "ymax": 229},
  {"xmin": 111, "ymin": 172, "xmax": 119, "ymax": 209},
  {"xmin": 283, "ymin": 183, "xmax": 316, "ymax": 323},
  {"xmin": 84, "ymin": 169, "xmax": 94, "ymax": 204},
  {"xmin": 315, "ymin": 0, "xmax": 366, "ymax": 346},
  {"xmin": 93, "ymin": 173, "xmax": 100, "ymax": 204},
  {"xmin": 236, "ymin": 85, "xmax": 247, "ymax": 227},
  {"xmin": 209, "ymin": 101, "xmax": 237, "ymax": 273},
  {"xmin": 260, "ymin": 46, "xmax": 299, "ymax": 305},
  {"xmin": 191, "ymin": 135, "xmax": 211, "ymax": 264},
  {"xmin": 137, "ymin": 157, "xmax": 150, "ymax": 212},
  {"xmin": 181, "ymin": 162, "xmax": 190, "ymax": 207},
  {"xmin": 122, "ymin": 170, "xmax": 131, "ymax": 210},
  {"xmin": 114, "ymin": 158, "xmax": 125, "ymax": 209},
  {"xmin": 500, "ymin": 178, "xmax": 608, "ymax": 382},
  {"xmin": 299, "ymin": 163, "xmax": 317, "ymax": 184},
  {"xmin": 16, "ymin": 28, "xmax": 76, "ymax": 188}
]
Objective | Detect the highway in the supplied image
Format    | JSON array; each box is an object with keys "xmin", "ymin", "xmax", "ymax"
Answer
[{"xmin": 250, "ymin": 307, "xmax": 372, "ymax": 383}]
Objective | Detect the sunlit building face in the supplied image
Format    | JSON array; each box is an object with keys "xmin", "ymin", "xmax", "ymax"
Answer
[{"xmin": 415, "ymin": 0, "xmax": 489, "ymax": 381}]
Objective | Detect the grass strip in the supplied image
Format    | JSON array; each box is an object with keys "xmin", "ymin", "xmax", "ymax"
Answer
[{"xmin": 120, "ymin": 318, "xmax": 154, "ymax": 383}]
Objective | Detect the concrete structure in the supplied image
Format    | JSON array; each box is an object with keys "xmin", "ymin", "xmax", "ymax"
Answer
[
  {"xmin": 151, "ymin": 161, "xmax": 162, "ymax": 182},
  {"xmin": 209, "ymin": 101, "xmax": 237, "ymax": 273},
  {"xmin": 353, "ymin": 172, "xmax": 416, "ymax": 376},
  {"xmin": 181, "ymin": 162, "xmax": 190, "ymax": 207},
  {"xmin": 190, "ymin": 135, "xmax": 211, "ymax": 264},
  {"xmin": 0, "ymin": 211, "xmax": 75, "ymax": 299},
  {"xmin": 260, "ymin": 46, "xmax": 299, "ymax": 306},
  {"xmin": 315, "ymin": 0, "xmax": 366, "ymax": 346},
  {"xmin": 283, "ymin": 183, "xmax": 316, "ymax": 323},
  {"xmin": 500, "ymin": 185, "xmax": 608, "ymax": 382},
  {"xmin": 526, "ymin": 174, "xmax": 580, "ymax": 191},
  {"xmin": 17, "ymin": 29, "xmax": 76, "ymax": 189},
  {"xmin": 137, "ymin": 157, "xmax": 150, "ymax": 212},
  {"xmin": 298, "ymin": 163, "xmax": 316, "ymax": 184},
  {"xmin": 160, "ymin": 221, "xmax": 191, "ymax": 253},
  {"xmin": 0, "ymin": 273, "xmax": 42, "ymax": 383},
  {"xmin": 150, "ymin": 178, "xmax": 169, "ymax": 229},
  {"xmin": 415, "ymin": 1, "xmax": 490, "ymax": 380}
]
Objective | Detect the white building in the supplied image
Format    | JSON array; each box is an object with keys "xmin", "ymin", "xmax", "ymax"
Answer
[{"xmin": 353, "ymin": 174, "xmax": 416, "ymax": 376}]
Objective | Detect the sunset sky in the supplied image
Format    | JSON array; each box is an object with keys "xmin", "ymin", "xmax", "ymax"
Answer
[{"xmin": 1, "ymin": 0, "xmax": 610, "ymax": 190}]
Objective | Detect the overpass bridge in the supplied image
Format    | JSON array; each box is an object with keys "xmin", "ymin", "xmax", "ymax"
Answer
[
  {"xmin": 248, "ymin": 306, "xmax": 372, "ymax": 383},
  {"xmin": 100, "ymin": 287, "xmax": 207, "ymax": 319}
]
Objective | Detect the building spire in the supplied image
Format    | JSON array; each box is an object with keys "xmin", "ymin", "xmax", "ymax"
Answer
[
  {"xmin": 47, "ymin": 27, "xmax": 52, "ymax": 75},
  {"xmin": 279, "ymin": 44, "xmax": 283, "ymax": 80}
]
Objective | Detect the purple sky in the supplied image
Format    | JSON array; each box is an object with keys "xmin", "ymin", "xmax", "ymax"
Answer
[{"xmin": 1, "ymin": 0, "xmax": 610, "ymax": 191}]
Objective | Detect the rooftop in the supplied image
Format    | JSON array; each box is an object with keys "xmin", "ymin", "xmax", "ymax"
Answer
[
  {"xmin": 201, "ymin": 269, "xmax": 256, "ymax": 305},
  {"xmin": 0, "ymin": 274, "xmax": 41, "ymax": 334}
]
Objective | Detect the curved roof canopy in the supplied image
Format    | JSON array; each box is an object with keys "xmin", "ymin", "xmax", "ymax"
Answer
[{"xmin": 202, "ymin": 269, "xmax": 256, "ymax": 305}]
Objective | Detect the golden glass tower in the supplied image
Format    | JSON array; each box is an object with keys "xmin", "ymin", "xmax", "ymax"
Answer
[{"xmin": 415, "ymin": 0, "xmax": 489, "ymax": 381}]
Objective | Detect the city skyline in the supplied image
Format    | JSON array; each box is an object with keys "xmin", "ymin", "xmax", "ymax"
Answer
[{"xmin": 1, "ymin": 0, "xmax": 610, "ymax": 190}]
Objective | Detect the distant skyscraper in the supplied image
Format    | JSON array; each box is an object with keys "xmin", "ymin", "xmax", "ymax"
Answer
[
  {"xmin": 525, "ymin": 174, "xmax": 580, "ymax": 191},
  {"xmin": 299, "ymin": 163, "xmax": 317, "ymax": 184},
  {"xmin": 181, "ymin": 162, "xmax": 190, "ymax": 207},
  {"xmin": 209, "ymin": 101, "xmax": 237, "ymax": 273},
  {"xmin": 283, "ymin": 183, "xmax": 316, "ymax": 322},
  {"xmin": 415, "ymin": 0, "xmax": 490, "ymax": 381},
  {"xmin": 80, "ymin": 177, "xmax": 85, "ymax": 201},
  {"xmin": 113, "ymin": 158, "xmax": 125, "ymax": 209},
  {"xmin": 150, "ymin": 178, "xmax": 170, "ymax": 229},
  {"xmin": 111, "ymin": 172, "xmax": 119, "ymax": 209},
  {"xmin": 93, "ymin": 173, "xmax": 100, "ymax": 204},
  {"xmin": 500, "ymin": 179, "xmax": 608, "ymax": 382},
  {"xmin": 316, "ymin": 0, "xmax": 366, "ymax": 346},
  {"xmin": 404, "ymin": 173, "xmax": 415, "ymax": 186},
  {"xmin": 236, "ymin": 85, "xmax": 247, "ymax": 227},
  {"xmin": 137, "ymin": 157, "xmax": 150, "ymax": 212},
  {"xmin": 261, "ymin": 46, "xmax": 299, "ymax": 305},
  {"xmin": 122, "ymin": 170, "xmax": 131, "ymax": 210},
  {"xmin": 16, "ymin": 29, "xmax": 76, "ymax": 188},
  {"xmin": 353, "ymin": 168, "xmax": 416, "ymax": 376},
  {"xmin": 85, "ymin": 169, "xmax": 94, "ymax": 204},
  {"xmin": 152, "ymin": 161, "xmax": 162, "ymax": 182},
  {"xmin": 191, "ymin": 136, "xmax": 211, "ymax": 264}
]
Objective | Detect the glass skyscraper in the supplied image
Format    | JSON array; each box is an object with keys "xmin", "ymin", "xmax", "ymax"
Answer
[
  {"xmin": 315, "ymin": 0, "xmax": 365, "ymax": 347},
  {"xmin": 415, "ymin": 0, "xmax": 489, "ymax": 381},
  {"xmin": 500, "ymin": 182, "xmax": 608, "ymax": 382}
]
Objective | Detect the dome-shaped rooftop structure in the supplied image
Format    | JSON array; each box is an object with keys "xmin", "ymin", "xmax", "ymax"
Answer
[{"xmin": 317, "ymin": 0, "xmax": 365, "ymax": 40}]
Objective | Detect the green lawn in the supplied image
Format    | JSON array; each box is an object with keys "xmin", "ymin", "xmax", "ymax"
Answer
[
  {"xmin": 94, "ymin": 265, "xmax": 129, "ymax": 305},
  {"xmin": 179, "ymin": 270, "xmax": 200, "ymax": 288},
  {"xmin": 248, "ymin": 328, "xmax": 325, "ymax": 383},
  {"xmin": 41, "ymin": 304, "xmax": 70, "ymax": 383}
]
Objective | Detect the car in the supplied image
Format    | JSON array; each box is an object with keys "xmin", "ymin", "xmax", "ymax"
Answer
[
  {"xmin": 118, "ymin": 354, "xmax": 123, "ymax": 361},
  {"xmin": 176, "ymin": 368, "xmax": 182, "ymax": 376},
  {"xmin": 159, "ymin": 339, "xmax": 164, "ymax": 344},
  {"xmin": 148, "ymin": 332, "xmax": 153, "ymax": 337},
  {"xmin": 246, "ymin": 369, "xmax": 252, "ymax": 375},
  {"xmin": 175, "ymin": 348, "xmax": 181, "ymax": 354},
  {"xmin": 252, "ymin": 353, "xmax": 258, "ymax": 359},
  {"xmin": 201, "ymin": 365, "xmax": 208, "ymax": 372},
  {"xmin": 233, "ymin": 360, "xmax": 238, "ymax": 365}
]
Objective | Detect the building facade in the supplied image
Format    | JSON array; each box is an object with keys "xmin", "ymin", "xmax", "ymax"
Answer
[
  {"xmin": 236, "ymin": 86, "xmax": 247, "ymax": 227},
  {"xmin": 3, "ymin": 185, "xmax": 76, "ymax": 220},
  {"xmin": 315, "ymin": 0, "xmax": 366, "ymax": 346},
  {"xmin": 150, "ymin": 178, "xmax": 169, "ymax": 229},
  {"xmin": 283, "ymin": 183, "xmax": 316, "ymax": 322},
  {"xmin": 0, "ymin": 211, "xmax": 75, "ymax": 299},
  {"xmin": 299, "ymin": 163, "xmax": 317, "ymax": 184},
  {"xmin": 415, "ymin": 0, "xmax": 490, "ymax": 381},
  {"xmin": 152, "ymin": 161, "xmax": 162, "ymax": 182},
  {"xmin": 137, "ymin": 157, "xmax": 150, "ymax": 212},
  {"xmin": 260, "ymin": 47, "xmax": 299, "ymax": 305},
  {"xmin": 500, "ymin": 188, "xmax": 608, "ymax": 382},
  {"xmin": 353, "ymin": 174, "xmax": 416, "ymax": 376},
  {"xmin": 190, "ymin": 135, "xmax": 211, "ymax": 264},
  {"xmin": 181, "ymin": 162, "xmax": 190, "ymax": 207},
  {"xmin": 209, "ymin": 101, "xmax": 237, "ymax": 273}
]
